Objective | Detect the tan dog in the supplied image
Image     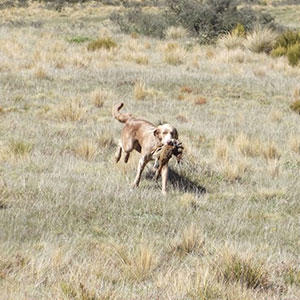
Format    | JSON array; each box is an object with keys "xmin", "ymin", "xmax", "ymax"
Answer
[{"xmin": 112, "ymin": 102, "xmax": 178, "ymax": 194}]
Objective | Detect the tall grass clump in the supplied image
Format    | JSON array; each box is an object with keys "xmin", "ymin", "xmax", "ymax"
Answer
[
  {"xmin": 217, "ymin": 249, "xmax": 270, "ymax": 290},
  {"xmin": 245, "ymin": 26, "xmax": 277, "ymax": 53}
]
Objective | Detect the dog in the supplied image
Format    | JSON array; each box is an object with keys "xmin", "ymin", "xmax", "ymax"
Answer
[{"xmin": 112, "ymin": 102, "xmax": 178, "ymax": 194}]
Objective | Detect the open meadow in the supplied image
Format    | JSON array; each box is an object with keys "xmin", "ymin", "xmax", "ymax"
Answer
[{"xmin": 0, "ymin": 1, "xmax": 300, "ymax": 299}]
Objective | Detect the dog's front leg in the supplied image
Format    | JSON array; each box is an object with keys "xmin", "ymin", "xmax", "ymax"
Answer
[
  {"xmin": 133, "ymin": 155, "xmax": 149, "ymax": 188},
  {"xmin": 161, "ymin": 164, "xmax": 169, "ymax": 195}
]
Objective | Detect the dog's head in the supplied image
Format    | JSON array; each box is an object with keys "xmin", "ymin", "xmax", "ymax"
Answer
[{"xmin": 154, "ymin": 124, "xmax": 178, "ymax": 144}]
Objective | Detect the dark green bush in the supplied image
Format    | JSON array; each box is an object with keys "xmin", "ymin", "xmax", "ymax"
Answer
[
  {"xmin": 271, "ymin": 45, "xmax": 287, "ymax": 57},
  {"xmin": 274, "ymin": 31, "xmax": 300, "ymax": 49},
  {"xmin": 165, "ymin": 0, "xmax": 274, "ymax": 43},
  {"xmin": 287, "ymin": 43, "xmax": 300, "ymax": 66}
]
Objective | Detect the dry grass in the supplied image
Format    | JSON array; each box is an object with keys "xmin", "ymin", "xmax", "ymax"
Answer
[
  {"xmin": 214, "ymin": 137, "xmax": 229, "ymax": 161},
  {"xmin": 163, "ymin": 42, "xmax": 186, "ymax": 65},
  {"xmin": 54, "ymin": 100, "xmax": 86, "ymax": 122},
  {"xmin": 165, "ymin": 26, "xmax": 188, "ymax": 40},
  {"xmin": 234, "ymin": 133, "xmax": 262, "ymax": 157},
  {"xmin": 218, "ymin": 33, "xmax": 245, "ymax": 50},
  {"xmin": 245, "ymin": 26, "xmax": 277, "ymax": 53},
  {"xmin": 74, "ymin": 140, "xmax": 98, "ymax": 161}
]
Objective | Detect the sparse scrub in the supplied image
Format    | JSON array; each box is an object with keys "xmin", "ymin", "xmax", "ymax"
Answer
[{"xmin": 87, "ymin": 37, "xmax": 117, "ymax": 51}]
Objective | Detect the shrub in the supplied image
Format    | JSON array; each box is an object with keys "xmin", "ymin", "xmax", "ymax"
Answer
[
  {"xmin": 165, "ymin": 0, "xmax": 274, "ymax": 43},
  {"xmin": 110, "ymin": 8, "xmax": 176, "ymax": 39},
  {"xmin": 287, "ymin": 43, "xmax": 300, "ymax": 66},
  {"xmin": 110, "ymin": 0, "xmax": 274, "ymax": 42},
  {"xmin": 274, "ymin": 31, "xmax": 300, "ymax": 50},
  {"xmin": 87, "ymin": 37, "xmax": 117, "ymax": 51},
  {"xmin": 245, "ymin": 26, "xmax": 277, "ymax": 53},
  {"xmin": 271, "ymin": 45, "xmax": 287, "ymax": 57}
]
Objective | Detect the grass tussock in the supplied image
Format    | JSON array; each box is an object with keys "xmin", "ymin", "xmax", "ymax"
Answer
[
  {"xmin": 114, "ymin": 244, "xmax": 157, "ymax": 282},
  {"xmin": 34, "ymin": 66, "xmax": 50, "ymax": 80},
  {"xmin": 165, "ymin": 26, "xmax": 188, "ymax": 40},
  {"xmin": 234, "ymin": 133, "xmax": 262, "ymax": 157},
  {"xmin": 218, "ymin": 33, "xmax": 245, "ymax": 50},
  {"xmin": 290, "ymin": 100, "xmax": 300, "ymax": 114},
  {"xmin": 245, "ymin": 27, "xmax": 277, "ymax": 54},
  {"xmin": 221, "ymin": 159, "xmax": 248, "ymax": 182},
  {"xmin": 87, "ymin": 37, "xmax": 117, "ymax": 51},
  {"xmin": 163, "ymin": 42, "xmax": 185, "ymax": 65},
  {"xmin": 170, "ymin": 224, "xmax": 204, "ymax": 256},
  {"xmin": 55, "ymin": 100, "xmax": 86, "ymax": 122},
  {"xmin": 216, "ymin": 249, "xmax": 270, "ymax": 290},
  {"xmin": 90, "ymin": 89, "xmax": 114, "ymax": 108},
  {"xmin": 214, "ymin": 138, "xmax": 229, "ymax": 161},
  {"xmin": 9, "ymin": 140, "xmax": 33, "ymax": 159},
  {"xmin": 289, "ymin": 135, "xmax": 300, "ymax": 153},
  {"xmin": 74, "ymin": 140, "xmax": 98, "ymax": 161}
]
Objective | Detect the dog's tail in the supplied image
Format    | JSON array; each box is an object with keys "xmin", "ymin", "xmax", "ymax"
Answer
[{"xmin": 112, "ymin": 102, "xmax": 132, "ymax": 123}]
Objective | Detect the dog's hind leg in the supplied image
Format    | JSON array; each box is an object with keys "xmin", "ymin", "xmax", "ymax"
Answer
[{"xmin": 115, "ymin": 141, "xmax": 122, "ymax": 163}]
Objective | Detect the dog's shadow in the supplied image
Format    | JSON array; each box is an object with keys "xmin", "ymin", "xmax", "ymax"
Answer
[{"xmin": 145, "ymin": 168, "xmax": 206, "ymax": 194}]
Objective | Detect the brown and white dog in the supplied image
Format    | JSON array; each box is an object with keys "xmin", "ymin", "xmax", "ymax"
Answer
[{"xmin": 112, "ymin": 102, "xmax": 178, "ymax": 194}]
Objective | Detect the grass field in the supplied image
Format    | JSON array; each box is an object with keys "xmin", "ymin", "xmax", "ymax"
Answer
[{"xmin": 0, "ymin": 1, "xmax": 300, "ymax": 299}]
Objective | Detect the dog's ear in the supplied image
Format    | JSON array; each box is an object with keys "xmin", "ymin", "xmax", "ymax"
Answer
[
  {"xmin": 173, "ymin": 128, "xmax": 178, "ymax": 139},
  {"xmin": 154, "ymin": 128, "xmax": 162, "ymax": 140}
]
